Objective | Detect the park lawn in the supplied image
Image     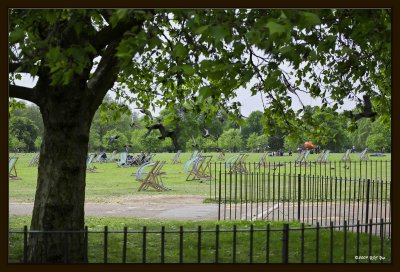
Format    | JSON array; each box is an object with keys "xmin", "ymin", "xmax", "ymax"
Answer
[
  {"xmin": 9, "ymin": 152, "xmax": 391, "ymax": 203},
  {"xmin": 9, "ymin": 215, "xmax": 391, "ymax": 263}
]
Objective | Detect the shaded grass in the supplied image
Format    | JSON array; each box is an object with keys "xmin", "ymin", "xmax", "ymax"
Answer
[{"xmin": 9, "ymin": 216, "xmax": 391, "ymax": 263}]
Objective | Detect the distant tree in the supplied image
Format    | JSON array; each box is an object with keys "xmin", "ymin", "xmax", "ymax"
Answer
[
  {"xmin": 241, "ymin": 111, "xmax": 263, "ymax": 139},
  {"xmin": 219, "ymin": 129, "xmax": 243, "ymax": 152},
  {"xmin": 9, "ymin": 116, "xmax": 39, "ymax": 152},
  {"xmin": 246, "ymin": 132, "xmax": 260, "ymax": 151}
]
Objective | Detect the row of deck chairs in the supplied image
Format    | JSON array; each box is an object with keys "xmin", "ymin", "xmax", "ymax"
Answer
[
  {"xmin": 92, "ymin": 151, "xmax": 117, "ymax": 163},
  {"xmin": 341, "ymin": 148, "xmax": 369, "ymax": 161},
  {"xmin": 225, "ymin": 153, "xmax": 249, "ymax": 173},
  {"xmin": 135, "ymin": 161, "xmax": 170, "ymax": 191},
  {"xmin": 9, "ymin": 157, "xmax": 21, "ymax": 180},
  {"xmin": 117, "ymin": 152, "xmax": 156, "ymax": 167}
]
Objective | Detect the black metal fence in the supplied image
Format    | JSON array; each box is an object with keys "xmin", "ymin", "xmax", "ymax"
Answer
[
  {"xmin": 9, "ymin": 220, "xmax": 391, "ymax": 263},
  {"xmin": 209, "ymin": 162, "xmax": 391, "ymax": 236}
]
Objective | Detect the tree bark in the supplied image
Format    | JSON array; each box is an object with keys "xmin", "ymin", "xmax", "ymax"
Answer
[{"xmin": 26, "ymin": 88, "xmax": 94, "ymax": 263}]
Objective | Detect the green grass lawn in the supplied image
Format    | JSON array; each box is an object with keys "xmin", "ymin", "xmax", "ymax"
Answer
[
  {"xmin": 8, "ymin": 216, "xmax": 391, "ymax": 263},
  {"xmin": 9, "ymin": 152, "xmax": 391, "ymax": 203}
]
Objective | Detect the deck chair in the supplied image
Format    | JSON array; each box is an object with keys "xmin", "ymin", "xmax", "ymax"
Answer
[
  {"xmin": 217, "ymin": 151, "xmax": 225, "ymax": 161},
  {"xmin": 117, "ymin": 152, "xmax": 129, "ymax": 167},
  {"xmin": 86, "ymin": 154, "xmax": 97, "ymax": 172},
  {"xmin": 137, "ymin": 161, "xmax": 170, "ymax": 191},
  {"xmin": 321, "ymin": 150, "xmax": 330, "ymax": 163},
  {"xmin": 254, "ymin": 152, "xmax": 268, "ymax": 169},
  {"xmin": 9, "ymin": 157, "xmax": 21, "ymax": 180},
  {"xmin": 28, "ymin": 152, "xmax": 39, "ymax": 167},
  {"xmin": 341, "ymin": 149, "xmax": 351, "ymax": 161},
  {"xmin": 294, "ymin": 150, "xmax": 306, "ymax": 163},
  {"xmin": 186, "ymin": 155, "xmax": 213, "ymax": 181},
  {"xmin": 314, "ymin": 150, "xmax": 326, "ymax": 163},
  {"xmin": 171, "ymin": 150, "xmax": 182, "ymax": 164},
  {"xmin": 107, "ymin": 151, "xmax": 117, "ymax": 162},
  {"xmin": 295, "ymin": 150, "xmax": 310, "ymax": 165},
  {"xmin": 190, "ymin": 150, "xmax": 199, "ymax": 160},
  {"xmin": 235, "ymin": 153, "xmax": 249, "ymax": 173},
  {"xmin": 359, "ymin": 148, "xmax": 369, "ymax": 161}
]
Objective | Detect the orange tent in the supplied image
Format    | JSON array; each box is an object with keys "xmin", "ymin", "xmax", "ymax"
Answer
[{"xmin": 304, "ymin": 141, "xmax": 316, "ymax": 149}]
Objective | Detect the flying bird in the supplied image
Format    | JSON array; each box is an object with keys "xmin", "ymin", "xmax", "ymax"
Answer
[
  {"xmin": 191, "ymin": 135, "xmax": 199, "ymax": 148},
  {"xmin": 108, "ymin": 134, "xmax": 120, "ymax": 143},
  {"xmin": 203, "ymin": 128, "xmax": 210, "ymax": 138}
]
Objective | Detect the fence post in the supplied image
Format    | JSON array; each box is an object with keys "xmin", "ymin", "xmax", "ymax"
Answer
[
  {"xmin": 23, "ymin": 225, "xmax": 28, "ymax": 263},
  {"xmin": 218, "ymin": 170, "xmax": 222, "ymax": 221},
  {"xmin": 282, "ymin": 223, "xmax": 289, "ymax": 264},
  {"xmin": 297, "ymin": 174, "xmax": 301, "ymax": 221},
  {"xmin": 84, "ymin": 226, "xmax": 88, "ymax": 263},
  {"xmin": 365, "ymin": 179, "xmax": 371, "ymax": 233},
  {"xmin": 104, "ymin": 226, "xmax": 108, "ymax": 264}
]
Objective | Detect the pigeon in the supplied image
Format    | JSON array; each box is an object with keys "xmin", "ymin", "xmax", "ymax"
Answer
[
  {"xmin": 191, "ymin": 135, "xmax": 199, "ymax": 148},
  {"xmin": 108, "ymin": 134, "xmax": 120, "ymax": 143},
  {"xmin": 203, "ymin": 128, "xmax": 210, "ymax": 138}
]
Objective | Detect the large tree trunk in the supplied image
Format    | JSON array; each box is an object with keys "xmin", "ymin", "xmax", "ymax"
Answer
[{"xmin": 26, "ymin": 90, "xmax": 94, "ymax": 263}]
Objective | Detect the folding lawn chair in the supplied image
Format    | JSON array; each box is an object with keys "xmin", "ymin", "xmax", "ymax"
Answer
[
  {"xmin": 86, "ymin": 154, "xmax": 97, "ymax": 172},
  {"xmin": 9, "ymin": 157, "xmax": 21, "ymax": 180},
  {"xmin": 341, "ymin": 149, "xmax": 351, "ymax": 162},
  {"xmin": 28, "ymin": 152, "xmax": 40, "ymax": 167},
  {"xmin": 359, "ymin": 148, "xmax": 369, "ymax": 161},
  {"xmin": 171, "ymin": 150, "xmax": 182, "ymax": 164},
  {"xmin": 137, "ymin": 161, "xmax": 170, "ymax": 191}
]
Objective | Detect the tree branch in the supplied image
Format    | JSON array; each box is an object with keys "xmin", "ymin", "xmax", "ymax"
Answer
[
  {"xmin": 9, "ymin": 62, "xmax": 31, "ymax": 73},
  {"xmin": 90, "ymin": 13, "xmax": 151, "ymax": 52},
  {"xmin": 9, "ymin": 84, "xmax": 38, "ymax": 104}
]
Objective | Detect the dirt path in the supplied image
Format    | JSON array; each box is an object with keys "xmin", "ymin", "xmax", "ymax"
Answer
[{"xmin": 9, "ymin": 195, "xmax": 220, "ymax": 220}]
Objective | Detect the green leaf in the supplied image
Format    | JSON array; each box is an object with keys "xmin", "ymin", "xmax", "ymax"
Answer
[
  {"xmin": 266, "ymin": 21, "xmax": 287, "ymax": 36},
  {"xmin": 194, "ymin": 25, "xmax": 209, "ymax": 34},
  {"xmin": 173, "ymin": 43, "xmax": 189, "ymax": 59},
  {"xmin": 301, "ymin": 11, "xmax": 321, "ymax": 27},
  {"xmin": 181, "ymin": 64, "xmax": 195, "ymax": 76},
  {"xmin": 199, "ymin": 86, "xmax": 213, "ymax": 101},
  {"xmin": 210, "ymin": 25, "xmax": 229, "ymax": 43},
  {"xmin": 9, "ymin": 29, "xmax": 25, "ymax": 43}
]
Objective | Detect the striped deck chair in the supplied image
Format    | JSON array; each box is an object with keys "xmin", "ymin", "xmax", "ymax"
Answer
[
  {"xmin": 86, "ymin": 154, "xmax": 97, "ymax": 172},
  {"xmin": 171, "ymin": 150, "xmax": 182, "ymax": 164},
  {"xmin": 359, "ymin": 148, "xmax": 369, "ymax": 161},
  {"xmin": 190, "ymin": 150, "xmax": 199, "ymax": 160},
  {"xmin": 28, "ymin": 152, "xmax": 40, "ymax": 167},
  {"xmin": 321, "ymin": 150, "xmax": 330, "ymax": 163},
  {"xmin": 186, "ymin": 155, "xmax": 213, "ymax": 181},
  {"xmin": 107, "ymin": 151, "xmax": 117, "ymax": 162},
  {"xmin": 254, "ymin": 152, "xmax": 268, "ymax": 169},
  {"xmin": 294, "ymin": 150, "xmax": 306, "ymax": 163},
  {"xmin": 295, "ymin": 150, "xmax": 310, "ymax": 166},
  {"xmin": 341, "ymin": 149, "xmax": 351, "ymax": 162},
  {"xmin": 217, "ymin": 150, "xmax": 225, "ymax": 160},
  {"xmin": 137, "ymin": 161, "xmax": 169, "ymax": 191},
  {"xmin": 235, "ymin": 153, "xmax": 249, "ymax": 173},
  {"xmin": 117, "ymin": 152, "xmax": 129, "ymax": 167},
  {"xmin": 314, "ymin": 150, "xmax": 326, "ymax": 163},
  {"xmin": 224, "ymin": 154, "xmax": 241, "ymax": 172},
  {"xmin": 9, "ymin": 157, "xmax": 21, "ymax": 180}
]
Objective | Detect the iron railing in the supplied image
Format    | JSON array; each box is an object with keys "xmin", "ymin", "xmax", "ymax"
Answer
[
  {"xmin": 208, "ymin": 162, "xmax": 391, "ymax": 236},
  {"xmin": 9, "ymin": 220, "xmax": 391, "ymax": 263}
]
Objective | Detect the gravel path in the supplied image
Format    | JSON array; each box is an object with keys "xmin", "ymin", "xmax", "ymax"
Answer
[{"xmin": 9, "ymin": 195, "xmax": 220, "ymax": 220}]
